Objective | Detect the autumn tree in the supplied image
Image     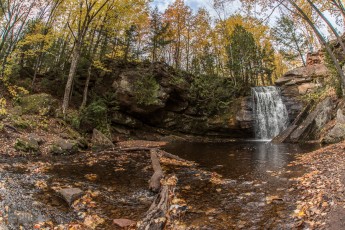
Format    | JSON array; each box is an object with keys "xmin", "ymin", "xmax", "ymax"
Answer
[
  {"xmin": 61, "ymin": 0, "xmax": 111, "ymax": 115},
  {"xmin": 149, "ymin": 7, "xmax": 171, "ymax": 63},
  {"xmin": 163, "ymin": 0, "xmax": 192, "ymax": 69},
  {"xmin": 271, "ymin": 15, "xmax": 308, "ymax": 66}
]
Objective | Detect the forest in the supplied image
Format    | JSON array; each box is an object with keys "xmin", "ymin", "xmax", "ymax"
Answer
[
  {"xmin": 1, "ymin": 0, "xmax": 338, "ymax": 114},
  {"xmin": 0, "ymin": 0, "xmax": 345, "ymax": 229}
]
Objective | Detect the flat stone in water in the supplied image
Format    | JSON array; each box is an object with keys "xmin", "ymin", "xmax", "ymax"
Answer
[
  {"xmin": 113, "ymin": 219, "xmax": 136, "ymax": 228},
  {"xmin": 57, "ymin": 188, "xmax": 83, "ymax": 205}
]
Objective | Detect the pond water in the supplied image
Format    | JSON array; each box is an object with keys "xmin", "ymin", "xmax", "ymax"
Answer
[
  {"xmin": 164, "ymin": 140, "xmax": 319, "ymax": 179},
  {"xmin": 163, "ymin": 141, "xmax": 320, "ymax": 229}
]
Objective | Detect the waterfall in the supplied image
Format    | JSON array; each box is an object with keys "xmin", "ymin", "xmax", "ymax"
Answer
[{"xmin": 252, "ymin": 86, "xmax": 289, "ymax": 140}]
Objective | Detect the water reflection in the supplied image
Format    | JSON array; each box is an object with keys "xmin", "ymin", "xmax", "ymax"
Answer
[{"xmin": 164, "ymin": 141, "xmax": 320, "ymax": 179}]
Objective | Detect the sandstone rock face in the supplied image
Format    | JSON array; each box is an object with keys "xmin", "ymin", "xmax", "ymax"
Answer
[
  {"xmin": 272, "ymin": 97, "xmax": 335, "ymax": 143},
  {"xmin": 276, "ymin": 63, "xmax": 330, "ymax": 122},
  {"xmin": 289, "ymin": 98, "xmax": 333, "ymax": 142}
]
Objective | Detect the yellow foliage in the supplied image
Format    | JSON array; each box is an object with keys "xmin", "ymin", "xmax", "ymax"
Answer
[
  {"xmin": 92, "ymin": 60, "xmax": 111, "ymax": 72},
  {"xmin": 0, "ymin": 98, "xmax": 7, "ymax": 116}
]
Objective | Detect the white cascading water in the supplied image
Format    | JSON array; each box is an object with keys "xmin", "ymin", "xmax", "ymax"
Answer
[{"xmin": 252, "ymin": 86, "xmax": 289, "ymax": 140}]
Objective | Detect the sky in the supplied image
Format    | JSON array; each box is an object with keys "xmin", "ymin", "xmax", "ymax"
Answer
[
  {"xmin": 151, "ymin": 0, "xmax": 243, "ymax": 22},
  {"xmin": 151, "ymin": 0, "xmax": 342, "ymax": 38},
  {"xmin": 152, "ymin": 0, "xmax": 212, "ymax": 12}
]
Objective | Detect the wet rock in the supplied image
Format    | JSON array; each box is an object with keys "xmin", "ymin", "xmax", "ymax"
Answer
[
  {"xmin": 50, "ymin": 138, "xmax": 79, "ymax": 155},
  {"xmin": 57, "ymin": 188, "xmax": 84, "ymax": 205},
  {"xmin": 113, "ymin": 219, "xmax": 136, "ymax": 228},
  {"xmin": 19, "ymin": 93, "xmax": 58, "ymax": 116},
  {"xmin": 12, "ymin": 211, "xmax": 34, "ymax": 226},
  {"xmin": 91, "ymin": 129, "xmax": 114, "ymax": 150},
  {"xmin": 14, "ymin": 137, "xmax": 39, "ymax": 154}
]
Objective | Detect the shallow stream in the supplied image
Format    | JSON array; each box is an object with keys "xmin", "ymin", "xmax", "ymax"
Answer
[{"xmin": 0, "ymin": 140, "xmax": 320, "ymax": 229}]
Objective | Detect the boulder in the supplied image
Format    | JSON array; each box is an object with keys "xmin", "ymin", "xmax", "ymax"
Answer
[
  {"xmin": 57, "ymin": 188, "xmax": 84, "ymax": 205},
  {"xmin": 19, "ymin": 93, "xmax": 59, "ymax": 116},
  {"xmin": 315, "ymin": 102, "xmax": 333, "ymax": 129},
  {"xmin": 27, "ymin": 134, "xmax": 44, "ymax": 145},
  {"xmin": 14, "ymin": 137, "xmax": 39, "ymax": 154},
  {"xmin": 289, "ymin": 98, "xmax": 333, "ymax": 142},
  {"xmin": 91, "ymin": 129, "xmax": 115, "ymax": 149},
  {"xmin": 323, "ymin": 109, "xmax": 345, "ymax": 144},
  {"xmin": 50, "ymin": 138, "xmax": 79, "ymax": 155}
]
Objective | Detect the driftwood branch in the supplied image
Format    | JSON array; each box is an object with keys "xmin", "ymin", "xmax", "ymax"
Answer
[
  {"xmin": 138, "ymin": 148, "xmax": 182, "ymax": 229},
  {"xmin": 138, "ymin": 176, "xmax": 177, "ymax": 230}
]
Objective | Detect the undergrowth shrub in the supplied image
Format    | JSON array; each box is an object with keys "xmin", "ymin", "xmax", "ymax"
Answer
[
  {"xmin": 79, "ymin": 92, "xmax": 118, "ymax": 136},
  {"xmin": 133, "ymin": 75, "xmax": 160, "ymax": 106},
  {"xmin": 190, "ymin": 74, "xmax": 235, "ymax": 115}
]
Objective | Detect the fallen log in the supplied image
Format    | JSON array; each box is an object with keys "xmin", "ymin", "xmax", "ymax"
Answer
[
  {"xmin": 138, "ymin": 176, "xmax": 177, "ymax": 230},
  {"xmin": 118, "ymin": 147, "xmax": 152, "ymax": 151},
  {"xmin": 149, "ymin": 149, "xmax": 164, "ymax": 192},
  {"xmin": 157, "ymin": 149, "xmax": 186, "ymax": 162}
]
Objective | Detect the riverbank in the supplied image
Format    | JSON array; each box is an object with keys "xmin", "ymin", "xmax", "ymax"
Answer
[{"xmin": 289, "ymin": 141, "xmax": 345, "ymax": 229}]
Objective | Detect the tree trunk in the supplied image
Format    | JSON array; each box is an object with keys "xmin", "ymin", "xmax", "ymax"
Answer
[
  {"xmin": 307, "ymin": 0, "xmax": 345, "ymax": 55},
  {"xmin": 62, "ymin": 42, "xmax": 82, "ymax": 115},
  {"xmin": 80, "ymin": 65, "xmax": 92, "ymax": 109}
]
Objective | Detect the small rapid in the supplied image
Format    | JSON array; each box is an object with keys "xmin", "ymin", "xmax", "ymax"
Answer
[{"xmin": 252, "ymin": 86, "xmax": 289, "ymax": 140}]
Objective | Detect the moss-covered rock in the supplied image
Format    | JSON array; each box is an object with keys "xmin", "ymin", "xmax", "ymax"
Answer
[
  {"xmin": 91, "ymin": 129, "xmax": 114, "ymax": 150},
  {"xmin": 14, "ymin": 137, "xmax": 40, "ymax": 154},
  {"xmin": 19, "ymin": 93, "xmax": 59, "ymax": 116},
  {"xmin": 49, "ymin": 138, "xmax": 79, "ymax": 155}
]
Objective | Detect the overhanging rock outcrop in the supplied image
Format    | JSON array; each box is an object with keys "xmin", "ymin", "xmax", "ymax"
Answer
[
  {"xmin": 106, "ymin": 62, "xmax": 255, "ymax": 138},
  {"xmin": 275, "ymin": 63, "xmax": 330, "ymax": 122}
]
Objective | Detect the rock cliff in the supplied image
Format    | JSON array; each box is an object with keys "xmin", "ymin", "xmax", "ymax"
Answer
[
  {"xmin": 275, "ymin": 62, "xmax": 330, "ymax": 122},
  {"xmin": 102, "ymin": 62, "xmax": 255, "ymax": 138}
]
